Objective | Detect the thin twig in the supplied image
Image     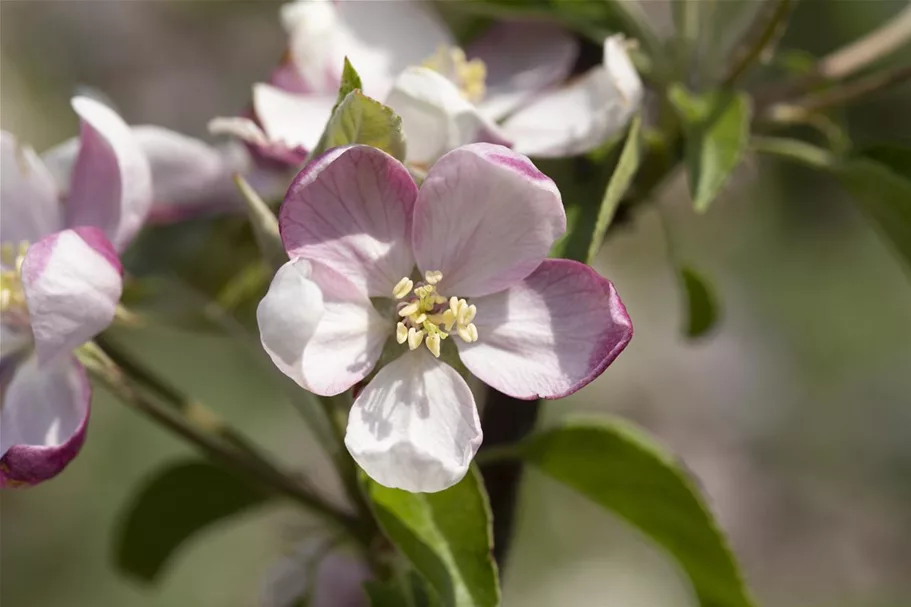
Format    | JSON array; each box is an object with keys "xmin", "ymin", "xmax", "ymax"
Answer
[
  {"xmin": 770, "ymin": 63, "xmax": 911, "ymax": 116},
  {"xmin": 722, "ymin": 0, "xmax": 795, "ymax": 86},
  {"xmin": 82, "ymin": 340, "xmax": 372, "ymax": 545}
]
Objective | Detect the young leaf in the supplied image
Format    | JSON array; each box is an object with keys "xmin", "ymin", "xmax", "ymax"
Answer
[
  {"xmin": 114, "ymin": 460, "xmax": 272, "ymax": 583},
  {"xmin": 669, "ymin": 85, "xmax": 752, "ymax": 213},
  {"xmin": 364, "ymin": 468, "xmax": 500, "ymax": 607},
  {"xmin": 335, "ymin": 57, "xmax": 364, "ymax": 109},
  {"xmin": 518, "ymin": 418, "xmax": 755, "ymax": 607},
  {"xmin": 318, "ymin": 90, "xmax": 407, "ymax": 162},
  {"xmin": 586, "ymin": 116, "xmax": 643, "ymax": 263},
  {"xmin": 680, "ymin": 265, "xmax": 720, "ymax": 338}
]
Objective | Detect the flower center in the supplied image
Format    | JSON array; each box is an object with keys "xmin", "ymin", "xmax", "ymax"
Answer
[
  {"xmin": 391, "ymin": 271, "xmax": 479, "ymax": 358},
  {"xmin": 421, "ymin": 45, "xmax": 487, "ymax": 103},
  {"xmin": 0, "ymin": 241, "xmax": 30, "ymax": 326}
]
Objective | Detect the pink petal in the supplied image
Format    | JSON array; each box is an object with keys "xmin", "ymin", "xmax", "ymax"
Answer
[
  {"xmin": 66, "ymin": 96, "xmax": 153, "ymax": 251},
  {"xmin": 345, "ymin": 349, "xmax": 482, "ymax": 493},
  {"xmin": 0, "ymin": 355, "xmax": 90, "ymax": 487},
  {"xmin": 299, "ymin": 261, "xmax": 390, "ymax": 396},
  {"xmin": 457, "ymin": 259, "xmax": 633, "ymax": 399},
  {"xmin": 21, "ymin": 228, "xmax": 122, "ymax": 365},
  {"xmin": 385, "ymin": 67, "xmax": 511, "ymax": 167},
  {"xmin": 412, "ymin": 143, "xmax": 565, "ymax": 298},
  {"xmin": 500, "ymin": 36, "xmax": 644, "ymax": 158},
  {"xmin": 257, "ymin": 258, "xmax": 325, "ymax": 389},
  {"xmin": 1, "ymin": 131, "xmax": 62, "ymax": 244},
  {"xmin": 280, "ymin": 145, "xmax": 417, "ymax": 297},
  {"xmin": 469, "ymin": 21, "xmax": 579, "ymax": 120}
]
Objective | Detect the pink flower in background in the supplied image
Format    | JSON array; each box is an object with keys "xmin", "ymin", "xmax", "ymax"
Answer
[
  {"xmin": 0, "ymin": 96, "xmax": 152, "ymax": 487},
  {"xmin": 212, "ymin": 0, "xmax": 643, "ymax": 168},
  {"xmin": 257, "ymin": 143, "xmax": 633, "ymax": 492}
]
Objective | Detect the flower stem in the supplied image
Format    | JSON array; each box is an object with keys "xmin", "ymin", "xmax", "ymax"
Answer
[{"xmin": 83, "ymin": 337, "xmax": 372, "ymax": 546}]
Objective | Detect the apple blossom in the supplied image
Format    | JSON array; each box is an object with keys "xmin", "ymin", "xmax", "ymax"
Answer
[
  {"xmin": 0, "ymin": 96, "xmax": 152, "ymax": 487},
  {"xmin": 211, "ymin": 0, "xmax": 643, "ymax": 168},
  {"xmin": 257, "ymin": 143, "xmax": 633, "ymax": 492}
]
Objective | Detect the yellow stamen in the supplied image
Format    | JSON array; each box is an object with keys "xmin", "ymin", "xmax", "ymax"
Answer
[
  {"xmin": 396, "ymin": 322, "xmax": 408, "ymax": 344},
  {"xmin": 424, "ymin": 270, "xmax": 443, "ymax": 285},
  {"xmin": 425, "ymin": 332, "xmax": 441, "ymax": 358},
  {"xmin": 398, "ymin": 302, "xmax": 420, "ymax": 317},
  {"xmin": 407, "ymin": 327, "xmax": 424, "ymax": 351},
  {"xmin": 421, "ymin": 45, "xmax": 487, "ymax": 103},
  {"xmin": 392, "ymin": 277, "xmax": 414, "ymax": 300}
]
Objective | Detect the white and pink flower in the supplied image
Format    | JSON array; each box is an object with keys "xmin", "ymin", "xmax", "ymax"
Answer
[
  {"xmin": 212, "ymin": 0, "xmax": 644, "ymax": 168},
  {"xmin": 257, "ymin": 143, "xmax": 633, "ymax": 492},
  {"xmin": 0, "ymin": 96, "xmax": 152, "ymax": 487}
]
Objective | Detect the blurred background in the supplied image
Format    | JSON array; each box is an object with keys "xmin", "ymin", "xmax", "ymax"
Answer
[{"xmin": 2, "ymin": 1, "xmax": 910, "ymax": 606}]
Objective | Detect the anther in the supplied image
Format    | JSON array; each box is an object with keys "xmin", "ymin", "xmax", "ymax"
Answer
[
  {"xmin": 396, "ymin": 322, "xmax": 408, "ymax": 344},
  {"xmin": 398, "ymin": 302, "xmax": 420, "ymax": 317},
  {"xmin": 392, "ymin": 277, "xmax": 414, "ymax": 300},
  {"xmin": 424, "ymin": 270, "xmax": 443, "ymax": 285},
  {"xmin": 425, "ymin": 333, "xmax": 441, "ymax": 358},
  {"xmin": 407, "ymin": 327, "xmax": 424, "ymax": 350}
]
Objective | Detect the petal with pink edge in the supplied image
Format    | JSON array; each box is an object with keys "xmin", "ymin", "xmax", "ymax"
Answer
[
  {"xmin": 412, "ymin": 143, "xmax": 565, "ymax": 298},
  {"xmin": 66, "ymin": 96, "xmax": 153, "ymax": 251},
  {"xmin": 257, "ymin": 258, "xmax": 325, "ymax": 389},
  {"xmin": 469, "ymin": 21, "xmax": 579, "ymax": 120},
  {"xmin": 299, "ymin": 262, "xmax": 390, "ymax": 396},
  {"xmin": 280, "ymin": 145, "xmax": 417, "ymax": 297},
  {"xmin": 457, "ymin": 259, "xmax": 633, "ymax": 399},
  {"xmin": 499, "ymin": 36, "xmax": 643, "ymax": 158},
  {"xmin": 21, "ymin": 228, "xmax": 122, "ymax": 365},
  {"xmin": 1, "ymin": 131, "xmax": 62, "ymax": 244},
  {"xmin": 385, "ymin": 67, "xmax": 511, "ymax": 168},
  {"xmin": 0, "ymin": 355, "xmax": 90, "ymax": 488},
  {"xmin": 345, "ymin": 349, "xmax": 482, "ymax": 493}
]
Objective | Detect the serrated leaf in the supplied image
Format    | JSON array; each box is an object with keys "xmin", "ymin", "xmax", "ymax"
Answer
[
  {"xmin": 364, "ymin": 468, "xmax": 500, "ymax": 607},
  {"xmin": 680, "ymin": 266, "xmax": 720, "ymax": 338},
  {"xmin": 669, "ymin": 85, "xmax": 752, "ymax": 213},
  {"xmin": 321, "ymin": 90, "xmax": 407, "ymax": 162},
  {"xmin": 586, "ymin": 116, "xmax": 643, "ymax": 263},
  {"xmin": 518, "ymin": 418, "xmax": 755, "ymax": 607},
  {"xmin": 335, "ymin": 57, "xmax": 364, "ymax": 109},
  {"xmin": 114, "ymin": 460, "xmax": 272, "ymax": 583}
]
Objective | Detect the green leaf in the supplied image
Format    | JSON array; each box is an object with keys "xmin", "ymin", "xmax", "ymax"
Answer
[
  {"xmin": 586, "ymin": 116, "xmax": 643, "ymax": 263},
  {"xmin": 669, "ymin": 85, "xmax": 752, "ymax": 213},
  {"xmin": 753, "ymin": 139, "xmax": 911, "ymax": 271},
  {"xmin": 680, "ymin": 266, "xmax": 720, "ymax": 338},
  {"xmin": 518, "ymin": 418, "xmax": 755, "ymax": 607},
  {"xmin": 364, "ymin": 468, "xmax": 500, "ymax": 607},
  {"xmin": 320, "ymin": 90, "xmax": 406, "ymax": 162},
  {"xmin": 364, "ymin": 581, "xmax": 409, "ymax": 607},
  {"xmin": 115, "ymin": 460, "xmax": 271, "ymax": 583},
  {"xmin": 335, "ymin": 57, "xmax": 364, "ymax": 109},
  {"xmin": 836, "ymin": 147, "xmax": 911, "ymax": 270}
]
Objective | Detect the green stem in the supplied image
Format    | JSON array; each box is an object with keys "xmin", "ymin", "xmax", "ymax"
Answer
[
  {"xmin": 317, "ymin": 393, "xmax": 374, "ymax": 524},
  {"xmin": 83, "ymin": 339, "xmax": 372, "ymax": 546},
  {"xmin": 722, "ymin": 0, "xmax": 794, "ymax": 86}
]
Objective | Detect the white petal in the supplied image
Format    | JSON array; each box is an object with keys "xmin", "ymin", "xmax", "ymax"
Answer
[
  {"xmin": 470, "ymin": 21, "xmax": 579, "ymax": 120},
  {"xmin": 254, "ymin": 83, "xmax": 336, "ymax": 153},
  {"xmin": 413, "ymin": 144, "xmax": 565, "ymax": 298},
  {"xmin": 299, "ymin": 262, "xmax": 390, "ymax": 396},
  {"xmin": 345, "ymin": 349, "xmax": 482, "ymax": 493},
  {"xmin": 66, "ymin": 96, "xmax": 153, "ymax": 251},
  {"xmin": 0, "ymin": 355, "xmax": 90, "ymax": 486},
  {"xmin": 21, "ymin": 228, "xmax": 122, "ymax": 364},
  {"xmin": 1, "ymin": 131, "xmax": 62, "ymax": 244},
  {"xmin": 384, "ymin": 67, "xmax": 510, "ymax": 167},
  {"xmin": 281, "ymin": 0, "xmax": 453, "ymax": 98},
  {"xmin": 257, "ymin": 258, "xmax": 324, "ymax": 389},
  {"xmin": 500, "ymin": 36, "xmax": 644, "ymax": 158},
  {"xmin": 457, "ymin": 260, "xmax": 633, "ymax": 399}
]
